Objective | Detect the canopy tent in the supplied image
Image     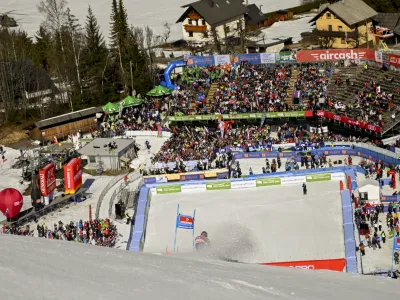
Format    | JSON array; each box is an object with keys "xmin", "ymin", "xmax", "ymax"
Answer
[
  {"xmin": 146, "ymin": 85, "xmax": 172, "ymax": 97},
  {"xmin": 119, "ymin": 96, "xmax": 144, "ymax": 108},
  {"xmin": 102, "ymin": 102, "xmax": 119, "ymax": 114}
]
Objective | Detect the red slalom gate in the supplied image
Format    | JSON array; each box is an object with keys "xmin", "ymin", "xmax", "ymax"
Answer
[
  {"xmin": 260, "ymin": 258, "xmax": 346, "ymax": 271},
  {"xmin": 340, "ymin": 180, "xmax": 344, "ymax": 191}
]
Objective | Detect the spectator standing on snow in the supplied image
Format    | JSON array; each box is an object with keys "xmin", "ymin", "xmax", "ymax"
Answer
[
  {"xmin": 381, "ymin": 231, "xmax": 386, "ymax": 243},
  {"xmin": 360, "ymin": 242, "xmax": 365, "ymax": 256},
  {"xmin": 378, "ymin": 220, "xmax": 382, "ymax": 231}
]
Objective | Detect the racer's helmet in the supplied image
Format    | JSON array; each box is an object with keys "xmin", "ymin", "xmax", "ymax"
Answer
[{"xmin": 201, "ymin": 231, "xmax": 208, "ymax": 237}]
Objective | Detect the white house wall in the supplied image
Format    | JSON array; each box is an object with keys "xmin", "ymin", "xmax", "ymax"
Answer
[{"xmin": 181, "ymin": 14, "xmax": 245, "ymax": 44}]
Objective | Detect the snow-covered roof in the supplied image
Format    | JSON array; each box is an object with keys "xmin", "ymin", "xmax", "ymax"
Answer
[
  {"xmin": 1, "ymin": 234, "xmax": 399, "ymax": 300},
  {"xmin": 77, "ymin": 138, "xmax": 136, "ymax": 157},
  {"xmin": 358, "ymin": 179, "xmax": 379, "ymax": 188}
]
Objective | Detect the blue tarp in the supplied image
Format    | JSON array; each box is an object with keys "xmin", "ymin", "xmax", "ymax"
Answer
[{"xmin": 341, "ymin": 190, "xmax": 358, "ymax": 273}]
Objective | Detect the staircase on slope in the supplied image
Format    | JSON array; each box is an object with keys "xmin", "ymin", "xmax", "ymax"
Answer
[
  {"xmin": 205, "ymin": 82, "xmax": 219, "ymax": 110},
  {"xmin": 284, "ymin": 68, "xmax": 298, "ymax": 108}
]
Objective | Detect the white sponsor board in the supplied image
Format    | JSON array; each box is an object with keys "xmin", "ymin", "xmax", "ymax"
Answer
[
  {"xmin": 214, "ymin": 55, "xmax": 231, "ymax": 65},
  {"xmin": 150, "ymin": 187, "xmax": 157, "ymax": 195},
  {"xmin": 260, "ymin": 53, "xmax": 276, "ymax": 64},
  {"xmin": 125, "ymin": 131, "xmax": 172, "ymax": 138},
  {"xmin": 231, "ymin": 180, "xmax": 256, "ymax": 189},
  {"xmin": 280, "ymin": 176, "xmax": 305, "ymax": 185},
  {"xmin": 181, "ymin": 184, "xmax": 207, "ymax": 192},
  {"xmin": 331, "ymin": 173, "xmax": 345, "ymax": 180}
]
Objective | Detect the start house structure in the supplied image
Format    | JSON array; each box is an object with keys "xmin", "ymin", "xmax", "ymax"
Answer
[{"xmin": 176, "ymin": 0, "xmax": 265, "ymax": 45}]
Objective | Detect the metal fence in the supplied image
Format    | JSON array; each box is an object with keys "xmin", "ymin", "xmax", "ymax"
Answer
[
  {"xmin": 95, "ymin": 172, "xmax": 128, "ymax": 219},
  {"xmin": 107, "ymin": 171, "xmax": 142, "ymax": 218}
]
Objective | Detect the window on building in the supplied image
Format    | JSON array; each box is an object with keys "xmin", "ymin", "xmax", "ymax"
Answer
[
  {"xmin": 328, "ymin": 25, "xmax": 332, "ymax": 31},
  {"xmin": 225, "ymin": 26, "xmax": 230, "ymax": 33},
  {"xmin": 327, "ymin": 13, "xmax": 331, "ymax": 19},
  {"xmin": 195, "ymin": 19, "xmax": 198, "ymax": 26},
  {"xmin": 188, "ymin": 31, "xmax": 193, "ymax": 37},
  {"xmin": 89, "ymin": 156, "xmax": 96, "ymax": 163},
  {"xmin": 188, "ymin": 19, "xmax": 192, "ymax": 25},
  {"xmin": 202, "ymin": 19, "xmax": 206, "ymax": 26},
  {"xmin": 341, "ymin": 38, "xmax": 346, "ymax": 44},
  {"xmin": 203, "ymin": 31, "xmax": 208, "ymax": 38},
  {"xmin": 338, "ymin": 26, "xmax": 343, "ymax": 31}
]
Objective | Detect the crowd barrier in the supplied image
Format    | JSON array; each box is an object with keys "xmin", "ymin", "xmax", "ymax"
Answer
[
  {"xmin": 128, "ymin": 187, "xmax": 151, "ymax": 252},
  {"xmin": 125, "ymin": 131, "xmax": 172, "ymax": 138},
  {"xmin": 340, "ymin": 189, "xmax": 358, "ymax": 274},
  {"xmin": 144, "ymin": 169, "xmax": 229, "ymax": 184}
]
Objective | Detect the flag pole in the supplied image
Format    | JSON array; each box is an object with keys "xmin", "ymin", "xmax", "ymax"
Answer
[
  {"xmin": 174, "ymin": 204, "xmax": 180, "ymax": 252},
  {"xmin": 192, "ymin": 208, "xmax": 196, "ymax": 251}
]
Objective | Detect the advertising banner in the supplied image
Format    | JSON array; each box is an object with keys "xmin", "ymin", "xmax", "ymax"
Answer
[
  {"xmin": 167, "ymin": 111, "xmax": 309, "ymax": 122},
  {"xmin": 64, "ymin": 158, "xmax": 83, "ymax": 195},
  {"xmin": 144, "ymin": 176, "xmax": 168, "ymax": 184},
  {"xmin": 232, "ymin": 53, "xmax": 261, "ymax": 65},
  {"xmin": 389, "ymin": 54, "xmax": 400, "ymax": 67},
  {"xmin": 276, "ymin": 51, "xmax": 296, "ymax": 63},
  {"xmin": 317, "ymin": 110, "xmax": 382, "ymax": 134},
  {"xmin": 186, "ymin": 56, "xmax": 214, "ymax": 67},
  {"xmin": 156, "ymin": 185, "xmax": 182, "ymax": 194},
  {"xmin": 231, "ymin": 180, "xmax": 256, "ymax": 189},
  {"xmin": 181, "ymin": 183, "xmax": 207, "ymax": 192},
  {"xmin": 214, "ymin": 55, "xmax": 231, "ymax": 65},
  {"xmin": 180, "ymin": 174, "xmax": 205, "ymax": 181},
  {"xmin": 261, "ymin": 258, "xmax": 346, "ymax": 272},
  {"xmin": 305, "ymin": 173, "xmax": 331, "ymax": 182},
  {"xmin": 177, "ymin": 214, "xmax": 194, "ymax": 229},
  {"xmin": 206, "ymin": 181, "xmax": 231, "ymax": 190},
  {"xmin": 281, "ymin": 176, "xmax": 305, "ymax": 185},
  {"xmin": 256, "ymin": 177, "xmax": 281, "ymax": 187},
  {"xmin": 375, "ymin": 51, "xmax": 383, "ymax": 63},
  {"xmin": 296, "ymin": 49, "xmax": 376, "ymax": 62},
  {"xmin": 260, "ymin": 53, "xmax": 276, "ymax": 64},
  {"xmin": 331, "ymin": 173, "xmax": 346, "ymax": 181},
  {"xmin": 39, "ymin": 162, "xmax": 56, "ymax": 197}
]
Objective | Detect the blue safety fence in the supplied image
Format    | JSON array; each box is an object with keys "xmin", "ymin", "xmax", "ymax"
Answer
[
  {"xmin": 341, "ymin": 189, "xmax": 358, "ymax": 273},
  {"xmin": 128, "ymin": 187, "xmax": 151, "ymax": 252}
]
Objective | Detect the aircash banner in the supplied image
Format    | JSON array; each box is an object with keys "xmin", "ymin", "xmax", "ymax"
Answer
[
  {"xmin": 296, "ymin": 49, "xmax": 378, "ymax": 62},
  {"xmin": 167, "ymin": 111, "xmax": 312, "ymax": 122},
  {"xmin": 186, "ymin": 56, "xmax": 214, "ymax": 67},
  {"xmin": 317, "ymin": 110, "xmax": 382, "ymax": 134}
]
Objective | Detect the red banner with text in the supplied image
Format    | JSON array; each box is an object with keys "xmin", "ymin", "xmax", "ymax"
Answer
[
  {"xmin": 39, "ymin": 162, "xmax": 56, "ymax": 196},
  {"xmin": 389, "ymin": 54, "xmax": 400, "ymax": 68},
  {"xmin": 317, "ymin": 110, "xmax": 382, "ymax": 134},
  {"xmin": 64, "ymin": 158, "xmax": 83, "ymax": 195},
  {"xmin": 260, "ymin": 258, "xmax": 346, "ymax": 272},
  {"xmin": 296, "ymin": 49, "xmax": 378, "ymax": 62}
]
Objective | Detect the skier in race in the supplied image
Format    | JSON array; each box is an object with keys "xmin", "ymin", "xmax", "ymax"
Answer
[{"xmin": 195, "ymin": 231, "xmax": 211, "ymax": 251}]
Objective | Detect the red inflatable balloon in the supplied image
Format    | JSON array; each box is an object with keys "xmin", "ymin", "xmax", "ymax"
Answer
[{"xmin": 0, "ymin": 188, "xmax": 23, "ymax": 219}]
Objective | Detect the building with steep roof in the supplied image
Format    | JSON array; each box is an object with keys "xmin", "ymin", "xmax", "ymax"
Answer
[{"xmin": 309, "ymin": 0, "xmax": 377, "ymax": 49}]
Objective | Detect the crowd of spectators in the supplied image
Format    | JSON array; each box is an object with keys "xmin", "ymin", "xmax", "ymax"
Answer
[{"xmin": 1, "ymin": 218, "xmax": 119, "ymax": 247}]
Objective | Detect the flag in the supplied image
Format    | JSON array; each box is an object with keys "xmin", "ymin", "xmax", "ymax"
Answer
[
  {"xmin": 177, "ymin": 214, "xmax": 194, "ymax": 229},
  {"xmin": 204, "ymin": 126, "xmax": 209, "ymax": 134}
]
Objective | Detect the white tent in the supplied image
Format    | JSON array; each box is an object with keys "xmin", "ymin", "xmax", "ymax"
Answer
[{"xmin": 358, "ymin": 179, "xmax": 380, "ymax": 204}]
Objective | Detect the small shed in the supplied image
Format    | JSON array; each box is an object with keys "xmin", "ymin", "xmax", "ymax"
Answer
[
  {"xmin": 358, "ymin": 179, "xmax": 381, "ymax": 204},
  {"xmin": 30, "ymin": 107, "xmax": 103, "ymax": 143},
  {"xmin": 77, "ymin": 138, "xmax": 137, "ymax": 171}
]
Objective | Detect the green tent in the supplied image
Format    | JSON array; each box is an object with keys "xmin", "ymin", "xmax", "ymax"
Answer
[
  {"xmin": 102, "ymin": 102, "xmax": 119, "ymax": 114},
  {"xmin": 146, "ymin": 85, "xmax": 172, "ymax": 97},
  {"xmin": 119, "ymin": 96, "xmax": 144, "ymax": 108}
]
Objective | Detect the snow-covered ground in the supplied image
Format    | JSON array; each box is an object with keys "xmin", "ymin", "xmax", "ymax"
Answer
[
  {"xmin": 1, "ymin": 0, "xmax": 301, "ymax": 42},
  {"xmin": 259, "ymin": 14, "xmax": 315, "ymax": 45},
  {"xmin": 144, "ymin": 181, "xmax": 345, "ymax": 264},
  {"xmin": 10, "ymin": 136, "xmax": 167, "ymax": 248},
  {"xmin": 236, "ymin": 155, "xmax": 365, "ymax": 176},
  {"xmin": 2, "ymin": 233, "xmax": 399, "ymax": 300}
]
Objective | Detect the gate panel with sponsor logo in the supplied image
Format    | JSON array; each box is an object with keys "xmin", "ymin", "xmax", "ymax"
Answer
[
  {"xmin": 260, "ymin": 258, "xmax": 346, "ymax": 271},
  {"xmin": 39, "ymin": 162, "xmax": 56, "ymax": 196},
  {"xmin": 64, "ymin": 158, "xmax": 83, "ymax": 195}
]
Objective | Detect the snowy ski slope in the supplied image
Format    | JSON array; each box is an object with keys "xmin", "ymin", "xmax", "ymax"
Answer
[
  {"xmin": 144, "ymin": 181, "xmax": 345, "ymax": 263},
  {"xmin": 0, "ymin": 234, "xmax": 398, "ymax": 300}
]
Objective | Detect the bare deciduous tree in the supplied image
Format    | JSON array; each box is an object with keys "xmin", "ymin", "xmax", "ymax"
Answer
[{"xmin": 162, "ymin": 21, "xmax": 171, "ymax": 44}]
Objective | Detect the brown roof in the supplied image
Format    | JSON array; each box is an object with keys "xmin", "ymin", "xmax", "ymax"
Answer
[
  {"xmin": 373, "ymin": 13, "xmax": 400, "ymax": 35},
  {"xmin": 309, "ymin": 0, "xmax": 377, "ymax": 27},
  {"xmin": 176, "ymin": 0, "xmax": 248, "ymax": 26}
]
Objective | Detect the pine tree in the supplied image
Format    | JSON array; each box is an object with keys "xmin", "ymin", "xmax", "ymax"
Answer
[{"xmin": 32, "ymin": 26, "xmax": 52, "ymax": 71}]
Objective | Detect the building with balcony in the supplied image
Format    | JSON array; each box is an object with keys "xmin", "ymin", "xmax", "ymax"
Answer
[
  {"xmin": 372, "ymin": 13, "xmax": 400, "ymax": 47},
  {"xmin": 176, "ymin": 0, "xmax": 262, "ymax": 45},
  {"xmin": 309, "ymin": 0, "xmax": 377, "ymax": 49}
]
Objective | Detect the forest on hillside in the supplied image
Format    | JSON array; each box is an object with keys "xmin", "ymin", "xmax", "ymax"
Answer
[{"xmin": 0, "ymin": 0, "xmax": 171, "ymax": 124}]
